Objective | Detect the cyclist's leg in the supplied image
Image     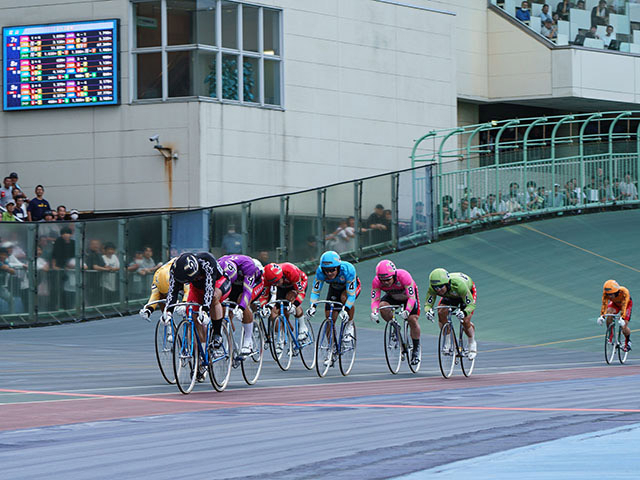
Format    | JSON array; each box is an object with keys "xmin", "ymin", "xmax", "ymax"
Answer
[
  {"xmin": 408, "ymin": 287, "xmax": 421, "ymax": 340},
  {"xmin": 211, "ymin": 279, "xmax": 231, "ymax": 346},
  {"xmin": 379, "ymin": 296, "xmax": 393, "ymax": 322},
  {"xmin": 437, "ymin": 298, "xmax": 452, "ymax": 329},
  {"xmin": 462, "ymin": 283, "xmax": 478, "ymax": 340}
]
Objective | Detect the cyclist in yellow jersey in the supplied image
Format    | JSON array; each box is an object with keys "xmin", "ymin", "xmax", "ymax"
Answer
[{"xmin": 138, "ymin": 258, "xmax": 189, "ymax": 319}]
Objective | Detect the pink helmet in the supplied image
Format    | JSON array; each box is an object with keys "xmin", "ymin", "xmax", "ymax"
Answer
[{"xmin": 375, "ymin": 259, "xmax": 396, "ymax": 280}]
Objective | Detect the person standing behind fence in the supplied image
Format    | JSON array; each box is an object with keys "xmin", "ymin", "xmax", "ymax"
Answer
[
  {"xmin": 619, "ymin": 173, "xmax": 639, "ymax": 201},
  {"xmin": 0, "ymin": 177, "xmax": 13, "ymax": 208},
  {"xmin": 27, "ymin": 185, "xmax": 51, "ymax": 222},
  {"xmin": 101, "ymin": 242, "xmax": 120, "ymax": 304}
]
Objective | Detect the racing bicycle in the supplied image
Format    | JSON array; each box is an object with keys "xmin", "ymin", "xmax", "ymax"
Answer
[
  {"xmin": 315, "ymin": 300, "xmax": 357, "ymax": 377},
  {"xmin": 267, "ymin": 299, "xmax": 316, "ymax": 371},
  {"xmin": 374, "ymin": 305, "xmax": 420, "ymax": 374},
  {"xmin": 603, "ymin": 313, "xmax": 630, "ymax": 365},
  {"xmin": 221, "ymin": 301, "xmax": 265, "ymax": 385},
  {"xmin": 436, "ymin": 305, "xmax": 475, "ymax": 378}
]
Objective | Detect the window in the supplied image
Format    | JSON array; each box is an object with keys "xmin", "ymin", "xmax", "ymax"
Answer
[{"xmin": 132, "ymin": 0, "xmax": 283, "ymax": 106}]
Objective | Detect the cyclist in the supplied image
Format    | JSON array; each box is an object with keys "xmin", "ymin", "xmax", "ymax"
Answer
[
  {"xmin": 164, "ymin": 252, "xmax": 231, "ymax": 381},
  {"xmin": 424, "ymin": 268, "xmax": 477, "ymax": 360},
  {"xmin": 597, "ymin": 279, "xmax": 633, "ymax": 351},
  {"xmin": 370, "ymin": 259, "xmax": 421, "ymax": 365},
  {"xmin": 260, "ymin": 262, "xmax": 309, "ymax": 342},
  {"xmin": 138, "ymin": 257, "xmax": 190, "ymax": 320},
  {"xmin": 218, "ymin": 254, "xmax": 264, "ymax": 355},
  {"xmin": 307, "ymin": 251, "xmax": 360, "ymax": 344}
]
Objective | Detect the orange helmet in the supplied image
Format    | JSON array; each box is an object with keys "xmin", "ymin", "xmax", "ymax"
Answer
[{"xmin": 603, "ymin": 279, "xmax": 620, "ymax": 294}]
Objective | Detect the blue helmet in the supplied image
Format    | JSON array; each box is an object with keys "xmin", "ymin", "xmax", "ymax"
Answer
[{"xmin": 320, "ymin": 251, "xmax": 341, "ymax": 270}]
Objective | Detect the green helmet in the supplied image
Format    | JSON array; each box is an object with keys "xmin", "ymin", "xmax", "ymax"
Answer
[{"xmin": 429, "ymin": 268, "xmax": 450, "ymax": 288}]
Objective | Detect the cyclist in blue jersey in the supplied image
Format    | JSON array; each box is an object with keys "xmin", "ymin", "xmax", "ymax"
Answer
[{"xmin": 306, "ymin": 251, "xmax": 361, "ymax": 339}]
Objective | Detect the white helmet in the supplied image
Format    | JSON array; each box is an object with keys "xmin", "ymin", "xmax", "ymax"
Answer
[{"xmin": 253, "ymin": 258, "xmax": 264, "ymax": 273}]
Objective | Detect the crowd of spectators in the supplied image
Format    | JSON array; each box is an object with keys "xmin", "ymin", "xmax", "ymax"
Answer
[
  {"xmin": 513, "ymin": 0, "xmax": 624, "ymax": 48},
  {"xmin": 439, "ymin": 171, "xmax": 639, "ymax": 228},
  {"xmin": 0, "ymin": 172, "xmax": 78, "ymax": 223}
]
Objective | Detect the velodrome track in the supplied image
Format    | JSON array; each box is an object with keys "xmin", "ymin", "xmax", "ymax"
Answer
[{"xmin": 1, "ymin": 210, "xmax": 639, "ymax": 479}]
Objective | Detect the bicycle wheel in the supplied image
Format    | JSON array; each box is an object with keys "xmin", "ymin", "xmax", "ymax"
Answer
[
  {"xmin": 173, "ymin": 320, "xmax": 198, "ymax": 394},
  {"xmin": 270, "ymin": 315, "xmax": 293, "ymax": 371},
  {"xmin": 210, "ymin": 321, "xmax": 233, "ymax": 392},
  {"xmin": 438, "ymin": 322, "xmax": 456, "ymax": 379},
  {"xmin": 459, "ymin": 328, "xmax": 475, "ymax": 377},
  {"xmin": 316, "ymin": 319, "xmax": 334, "ymax": 378},
  {"xmin": 384, "ymin": 320, "xmax": 402, "ymax": 374},
  {"xmin": 604, "ymin": 323, "xmax": 616, "ymax": 364},
  {"xmin": 155, "ymin": 320, "xmax": 176, "ymax": 384},
  {"xmin": 617, "ymin": 327, "xmax": 629, "ymax": 364},
  {"xmin": 241, "ymin": 322, "xmax": 264, "ymax": 385},
  {"xmin": 405, "ymin": 320, "xmax": 421, "ymax": 374},
  {"xmin": 298, "ymin": 316, "xmax": 317, "ymax": 370},
  {"xmin": 339, "ymin": 321, "xmax": 357, "ymax": 376}
]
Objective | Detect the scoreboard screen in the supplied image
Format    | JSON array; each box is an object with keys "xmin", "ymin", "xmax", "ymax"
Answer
[{"xmin": 3, "ymin": 19, "xmax": 119, "ymax": 111}]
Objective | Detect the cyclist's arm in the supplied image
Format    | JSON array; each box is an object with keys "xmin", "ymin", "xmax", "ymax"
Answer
[
  {"xmin": 164, "ymin": 273, "xmax": 181, "ymax": 313},
  {"xmin": 237, "ymin": 275, "xmax": 256, "ymax": 310},
  {"xmin": 293, "ymin": 270, "xmax": 308, "ymax": 306},
  {"xmin": 619, "ymin": 288, "xmax": 631, "ymax": 320},
  {"xmin": 425, "ymin": 286, "xmax": 437, "ymax": 310},
  {"xmin": 146, "ymin": 269, "xmax": 163, "ymax": 311},
  {"xmin": 310, "ymin": 278, "xmax": 323, "ymax": 305},
  {"xmin": 371, "ymin": 286, "xmax": 381, "ymax": 312},
  {"xmin": 343, "ymin": 278, "xmax": 357, "ymax": 310},
  {"xmin": 600, "ymin": 292, "xmax": 608, "ymax": 315},
  {"xmin": 403, "ymin": 282, "xmax": 417, "ymax": 313},
  {"xmin": 455, "ymin": 283, "xmax": 476, "ymax": 314}
]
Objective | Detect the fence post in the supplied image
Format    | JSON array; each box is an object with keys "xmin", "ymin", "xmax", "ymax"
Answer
[
  {"xmin": 391, "ymin": 173, "xmax": 399, "ymax": 250},
  {"xmin": 74, "ymin": 221, "xmax": 85, "ymax": 320},
  {"xmin": 578, "ymin": 113, "xmax": 603, "ymax": 205},
  {"xmin": 523, "ymin": 117, "xmax": 548, "ymax": 204},
  {"xmin": 354, "ymin": 181, "xmax": 362, "ymax": 260},
  {"xmin": 317, "ymin": 188, "xmax": 325, "ymax": 257},
  {"xmin": 26, "ymin": 223, "xmax": 37, "ymax": 323},
  {"xmin": 494, "ymin": 119, "xmax": 520, "ymax": 207},
  {"xmin": 161, "ymin": 214, "xmax": 170, "ymax": 263},
  {"xmin": 118, "ymin": 218, "xmax": 127, "ymax": 311},
  {"xmin": 609, "ymin": 112, "xmax": 632, "ymax": 187},
  {"xmin": 241, "ymin": 202, "xmax": 250, "ymax": 255},
  {"xmin": 278, "ymin": 197, "xmax": 288, "ymax": 262},
  {"xmin": 551, "ymin": 114, "xmax": 575, "ymax": 203}
]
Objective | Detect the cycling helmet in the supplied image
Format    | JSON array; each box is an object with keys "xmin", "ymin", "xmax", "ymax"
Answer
[
  {"xmin": 252, "ymin": 258, "xmax": 264, "ymax": 273},
  {"xmin": 375, "ymin": 259, "xmax": 397, "ymax": 281},
  {"xmin": 320, "ymin": 251, "xmax": 341, "ymax": 270},
  {"xmin": 264, "ymin": 263, "xmax": 283, "ymax": 284},
  {"xmin": 429, "ymin": 268, "xmax": 450, "ymax": 289},
  {"xmin": 173, "ymin": 253, "xmax": 200, "ymax": 283},
  {"xmin": 603, "ymin": 279, "xmax": 620, "ymax": 295}
]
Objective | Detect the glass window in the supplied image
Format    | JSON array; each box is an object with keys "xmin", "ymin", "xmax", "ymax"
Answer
[
  {"xmin": 221, "ymin": 1, "xmax": 238, "ymax": 49},
  {"xmin": 242, "ymin": 5, "xmax": 259, "ymax": 52},
  {"xmin": 243, "ymin": 56, "xmax": 259, "ymax": 102},
  {"xmin": 196, "ymin": 0, "xmax": 216, "ymax": 46},
  {"xmin": 167, "ymin": 0, "xmax": 196, "ymax": 45},
  {"xmin": 135, "ymin": 1, "xmax": 161, "ymax": 48},
  {"xmin": 168, "ymin": 50, "xmax": 194, "ymax": 97},
  {"xmin": 222, "ymin": 54, "xmax": 239, "ymax": 100},
  {"xmin": 263, "ymin": 9, "xmax": 280, "ymax": 56},
  {"xmin": 136, "ymin": 52, "xmax": 162, "ymax": 99},
  {"xmin": 196, "ymin": 50, "xmax": 218, "ymax": 97},
  {"xmin": 264, "ymin": 59, "xmax": 280, "ymax": 105}
]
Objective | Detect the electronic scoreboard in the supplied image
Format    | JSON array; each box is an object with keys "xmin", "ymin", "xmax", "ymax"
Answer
[{"xmin": 3, "ymin": 19, "xmax": 119, "ymax": 111}]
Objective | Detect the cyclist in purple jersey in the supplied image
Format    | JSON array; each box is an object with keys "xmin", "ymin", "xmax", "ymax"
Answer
[{"xmin": 218, "ymin": 254, "xmax": 265, "ymax": 355}]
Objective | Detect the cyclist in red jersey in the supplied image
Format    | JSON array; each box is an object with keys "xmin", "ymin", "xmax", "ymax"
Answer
[{"xmin": 260, "ymin": 262, "xmax": 309, "ymax": 340}]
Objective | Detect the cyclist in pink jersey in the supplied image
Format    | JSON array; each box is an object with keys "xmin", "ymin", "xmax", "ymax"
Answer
[{"xmin": 370, "ymin": 259, "xmax": 421, "ymax": 365}]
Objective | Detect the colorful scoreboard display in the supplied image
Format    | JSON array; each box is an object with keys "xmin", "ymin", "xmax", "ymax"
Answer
[{"xmin": 3, "ymin": 19, "xmax": 119, "ymax": 111}]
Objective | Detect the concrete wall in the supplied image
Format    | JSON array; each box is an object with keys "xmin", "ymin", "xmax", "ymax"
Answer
[{"xmin": 0, "ymin": 0, "xmax": 458, "ymax": 212}]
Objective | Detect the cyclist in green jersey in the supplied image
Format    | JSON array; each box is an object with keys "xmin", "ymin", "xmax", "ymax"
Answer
[{"xmin": 425, "ymin": 268, "xmax": 477, "ymax": 359}]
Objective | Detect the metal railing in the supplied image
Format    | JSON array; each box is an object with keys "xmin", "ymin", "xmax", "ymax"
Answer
[
  {"xmin": 0, "ymin": 165, "xmax": 434, "ymax": 327},
  {"xmin": 411, "ymin": 111, "xmax": 640, "ymax": 233}
]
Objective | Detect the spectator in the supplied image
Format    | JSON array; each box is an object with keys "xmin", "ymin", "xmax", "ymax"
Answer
[
  {"xmin": 541, "ymin": 18, "xmax": 558, "ymax": 39},
  {"xmin": 128, "ymin": 251, "xmax": 145, "ymax": 297},
  {"xmin": 540, "ymin": 4, "xmax": 553, "ymax": 24},
  {"xmin": 412, "ymin": 201, "xmax": 428, "ymax": 230},
  {"xmin": 257, "ymin": 250, "xmax": 270, "ymax": 265},
  {"xmin": 101, "ymin": 241, "xmax": 120, "ymax": 303},
  {"xmin": 508, "ymin": 182, "xmax": 524, "ymax": 207},
  {"xmin": 441, "ymin": 195, "xmax": 454, "ymax": 209},
  {"xmin": 455, "ymin": 199, "xmax": 472, "ymax": 224},
  {"xmin": 516, "ymin": 1, "xmax": 531, "ymax": 22},
  {"xmin": 525, "ymin": 181, "xmax": 541, "ymax": 209},
  {"xmin": 221, "ymin": 224, "xmax": 242, "ymax": 254},
  {"xmin": 442, "ymin": 205, "xmax": 455, "ymax": 226},
  {"xmin": 469, "ymin": 197, "xmax": 487, "ymax": 221},
  {"xmin": 603, "ymin": 24, "xmax": 615, "ymax": 47},
  {"xmin": 565, "ymin": 180, "xmax": 578, "ymax": 206},
  {"xmin": 340, "ymin": 217, "xmax": 357, "ymax": 251},
  {"xmin": 8, "ymin": 172, "xmax": 22, "ymax": 193},
  {"xmin": 86, "ymin": 239, "xmax": 107, "ymax": 304},
  {"xmin": 591, "ymin": 0, "xmax": 608, "ymax": 27},
  {"xmin": 27, "ymin": 185, "xmax": 51, "ymax": 222},
  {"xmin": 2, "ymin": 202, "xmax": 17, "ymax": 222},
  {"xmin": 612, "ymin": 178, "xmax": 622, "ymax": 200},
  {"xmin": 140, "ymin": 246, "xmax": 161, "ymax": 274},
  {"xmin": 14, "ymin": 196, "xmax": 27, "ymax": 221},
  {"xmin": 51, "ymin": 226, "xmax": 75, "ymax": 270},
  {"xmin": 0, "ymin": 247, "xmax": 16, "ymax": 312},
  {"xmin": 36, "ymin": 245, "xmax": 50, "ymax": 309},
  {"xmin": 302, "ymin": 235, "xmax": 318, "ymax": 261},
  {"xmin": 56, "ymin": 205, "xmax": 67, "ymax": 222},
  {"xmin": 619, "ymin": 173, "xmax": 639, "ymax": 200},
  {"xmin": 366, "ymin": 204, "xmax": 388, "ymax": 243},
  {"xmin": 483, "ymin": 193, "xmax": 501, "ymax": 217},
  {"xmin": 69, "ymin": 209, "xmax": 79, "ymax": 221},
  {"xmin": 550, "ymin": 184, "xmax": 566, "ymax": 207},
  {"xmin": 556, "ymin": 0, "xmax": 572, "ymax": 21},
  {"xmin": 576, "ymin": 0, "xmax": 585, "ymax": 9},
  {"xmin": 326, "ymin": 219, "xmax": 349, "ymax": 252},
  {"xmin": 585, "ymin": 25, "xmax": 600, "ymax": 39},
  {"xmin": 599, "ymin": 178, "xmax": 615, "ymax": 202},
  {"xmin": 0, "ymin": 177, "xmax": 13, "ymax": 208},
  {"xmin": 537, "ymin": 186, "xmax": 548, "ymax": 209},
  {"xmin": 39, "ymin": 211, "xmax": 60, "ymax": 243},
  {"xmin": 11, "ymin": 187, "xmax": 24, "ymax": 201}
]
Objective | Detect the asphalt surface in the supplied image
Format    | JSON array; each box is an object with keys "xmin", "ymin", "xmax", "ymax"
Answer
[{"xmin": 1, "ymin": 210, "xmax": 640, "ymax": 479}]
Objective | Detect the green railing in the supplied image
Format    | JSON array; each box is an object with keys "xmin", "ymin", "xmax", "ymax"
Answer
[
  {"xmin": 411, "ymin": 111, "xmax": 640, "ymax": 232},
  {"xmin": 0, "ymin": 165, "xmax": 434, "ymax": 327}
]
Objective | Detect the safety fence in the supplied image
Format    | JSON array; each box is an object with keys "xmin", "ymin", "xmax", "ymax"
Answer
[
  {"xmin": 0, "ymin": 165, "xmax": 434, "ymax": 327},
  {"xmin": 411, "ymin": 111, "xmax": 640, "ymax": 234}
]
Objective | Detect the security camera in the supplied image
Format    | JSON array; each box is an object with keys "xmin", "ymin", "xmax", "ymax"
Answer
[{"xmin": 149, "ymin": 134, "xmax": 160, "ymax": 144}]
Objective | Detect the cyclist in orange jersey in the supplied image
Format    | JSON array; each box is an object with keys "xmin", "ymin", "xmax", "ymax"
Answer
[{"xmin": 597, "ymin": 279, "xmax": 633, "ymax": 351}]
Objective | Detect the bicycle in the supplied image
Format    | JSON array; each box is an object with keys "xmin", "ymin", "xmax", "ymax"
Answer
[
  {"xmin": 266, "ymin": 300, "xmax": 316, "ymax": 371},
  {"xmin": 314, "ymin": 300, "xmax": 357, "ymax": 377},
  {"xmin": 436, "ymin": 305, "xmax": 475, "ymax": 378},
  {"xmin": 141, "ymin": 299, "xmax": 176, "ymax": 385},
  {"xmin": 221, "ymin": 301, "xmax": 265, "ymax": 385},
  {"xmin": 603, "ymin": 313, "xmax": 630, "ymax": 364},
  {"xmin": 373, "ymin": 305, "xmax": 420, "ymax": 374},
  {"xmin": 170, "ymin": 301, "xmax": 218, "ymax": 394}
]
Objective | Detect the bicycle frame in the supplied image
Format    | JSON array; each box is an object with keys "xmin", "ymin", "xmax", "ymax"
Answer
[
  {"xmin": 436, "ymin": 305, "xmax": 474, "ymax": 378},
  {"xmin": 265, "ymin": 300, "xmax": 308, "ymax": 352},
  {"xmin": 603, "ymin": 313, "xmax": 629, "ymax": 364},
  {"xmin": 378, "ymin": 305, "xmax": 409, "ymax": 352},
  {"xmin": 169, "ymin": 301, "xmax": 213, "ymax": 368},
  {"xmin": 316, "ymin": 300, "xmax": 348, "ymax": 357}
]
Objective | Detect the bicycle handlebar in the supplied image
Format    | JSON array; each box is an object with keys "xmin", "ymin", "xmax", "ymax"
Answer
[
  {"xmin": 144, "ymin": 299, "xmax": 167, "ymax": 309},
  {"xmin": 166, "ymin": 302, "xmax": 203, "ymax": 309},
  {"xmin": 264, "ymin": 300, "xmax": 292, "ymax": 308},
  {"xmin": 313, "ymin": 300, "xmax": 344, "ymax": 307}
]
